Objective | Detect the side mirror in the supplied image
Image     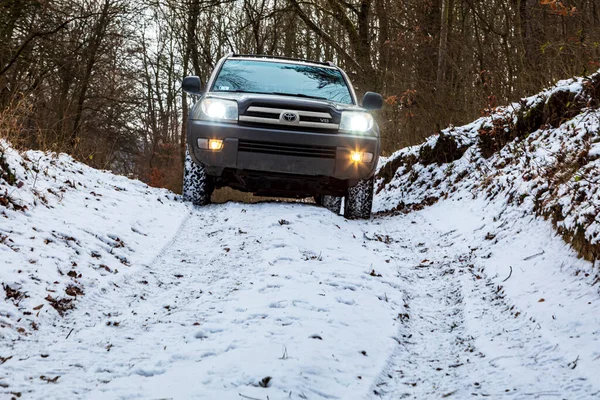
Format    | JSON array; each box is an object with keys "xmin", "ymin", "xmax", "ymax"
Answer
[
  {"xmin": 362, "ymin": 92, "xmax": 383, "ymax": 110},
  {"xmin": 182, "ymin": 76, "xmax": 203, "ymax": 95}
]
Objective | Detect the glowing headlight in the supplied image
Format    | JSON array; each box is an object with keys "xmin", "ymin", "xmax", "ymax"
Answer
[
  {"xmin": 206, "ymin": 102, "xmax": 226, "ymax": 119},
  {"xmin": 193, "ymin": 98, "xmax": 238, "ymax": 122},
  {"xmin": 339, "ymin": 112, "xmax": 374, "ymax": 133}
]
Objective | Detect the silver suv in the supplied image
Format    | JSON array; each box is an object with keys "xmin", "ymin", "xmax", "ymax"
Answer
[{"xmin": 182, "ymin": 54, "xmax": 383, "ymax": 219}]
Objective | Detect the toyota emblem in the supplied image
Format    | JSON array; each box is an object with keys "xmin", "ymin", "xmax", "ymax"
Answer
[{"xmin": 280, "ymin": 111, "xmax": 299, "ymax": 124}]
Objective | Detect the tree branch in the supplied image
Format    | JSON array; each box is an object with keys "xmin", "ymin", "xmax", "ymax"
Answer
[
  {"xmin": 286, "ymin": 0, "xmax": 363, "ymax": 71},
  {"xmin": 0, "ymin": 12, "xmax": 116, "ymax": 78}
]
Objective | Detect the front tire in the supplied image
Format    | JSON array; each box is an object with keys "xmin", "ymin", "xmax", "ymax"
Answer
[
  {"xmin": 183, "ymin": 147, "xmax": 214, "ymax": 206},
  {"xmin": 344, "ymin": 177, "xmax": 374, "ymax": 220},
  {"xmin": 315, "ymin": 195, "xmax": 342, "ymax": 215}
]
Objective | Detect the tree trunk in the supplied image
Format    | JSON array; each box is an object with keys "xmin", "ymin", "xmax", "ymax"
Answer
[
  {"xmin": 436, "ymin": 0, "xmax": 450, "ymax": 99},
  {"xmin": 70, "ymin": 0, "xmax": 112, "ymax": 152}
]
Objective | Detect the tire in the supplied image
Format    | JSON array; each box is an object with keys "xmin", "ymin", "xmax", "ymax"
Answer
[
  {"xmin": 315, "ymin": 195, "xmax": 342, "ymax": 215},
  {"xmin": 183, "ymin": 147, "xmax": 214, "ymax": 206},
  {"xmin": 344, "ymin": 177, "xmax": 374, "ymax": 220}
]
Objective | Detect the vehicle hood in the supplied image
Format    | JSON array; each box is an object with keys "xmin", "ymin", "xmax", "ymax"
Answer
[{"xmin": 205, "ymin": 91, "xmax": 366, "ymax": 112}]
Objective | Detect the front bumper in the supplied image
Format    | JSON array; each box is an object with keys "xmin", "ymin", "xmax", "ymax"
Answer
[{"xmin": 187, "ymin": 120, "xmax": 380, "ymax": 181}]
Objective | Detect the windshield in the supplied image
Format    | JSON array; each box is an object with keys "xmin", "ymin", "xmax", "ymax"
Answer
[{"xmin": 211, "ymin": 59, "xmax": 354, "ymax": 104}]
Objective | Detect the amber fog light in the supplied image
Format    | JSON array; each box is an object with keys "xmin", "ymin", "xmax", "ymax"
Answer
[
  {"xmin": 197, "ymin": 139, "xmax": 224, "ymax": 151},
  {"xmin": 350, "ymin": 151, "xmax": 374, "ymax": 163},
  {"xmin": 209, "ymin": 139, "xmax": 223, "ymax": 151},
  {"xmin": 351, "ymin": 151, "xmax": 362, "ymax": 162}
]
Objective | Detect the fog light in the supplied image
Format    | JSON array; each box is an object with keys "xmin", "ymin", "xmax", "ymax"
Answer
[
  {"xmin": 209, "ymin": 139, "xmax": 223, "ymax": 151},
  {"xmin": 350, "ymin": 151, "xmax": 374, "ymax": 163}
]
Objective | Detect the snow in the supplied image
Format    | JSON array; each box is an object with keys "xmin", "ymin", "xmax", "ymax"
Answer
[
  {"xmin": 2, "ymin": 200, "xmax": 411, "ymax": 399},
  {"xmin": 0, "ymin": 140, "xmax": 187, "ymax": 341},
  {"xmin": 422, "ymin": 195, "xmax": 600, "ymax": 384},
  {"xmin": 1, "ymin": 71, "xmax": 600, "ymax": 398},
  {"xmin": 3, "ymin": 187, "xmax": 597, "ymax": 398}
]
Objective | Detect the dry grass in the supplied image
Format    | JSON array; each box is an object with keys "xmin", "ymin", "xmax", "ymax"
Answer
[
  {"xmin": 0, "ymin": 96, "xmax": 61, "ymax": 153},
  {"xmin": 0, "ymin": 98, "xmax": 30, "ymax": 149}
]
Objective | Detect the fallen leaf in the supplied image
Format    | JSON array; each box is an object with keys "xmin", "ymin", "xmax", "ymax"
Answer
[
  {"xmin": 40, "ymin": 375, "xmax": 60, "ymax": 383},
  {"xmin": 259, "ymin": 376, "xmax": 272, "ymax": 388}
]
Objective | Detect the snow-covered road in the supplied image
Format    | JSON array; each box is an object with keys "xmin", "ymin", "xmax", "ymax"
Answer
[{"xmin": 2, "ymin": 199, "xmax": 599, "ymax": 399}]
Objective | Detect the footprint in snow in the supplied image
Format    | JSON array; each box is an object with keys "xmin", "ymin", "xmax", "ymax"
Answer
[
  {"xmin": 269, "ymin": 301, "xmax": 288, "ymax": 309},
  {"xmin": 336, "ymin": 297, "xmax": 356, "ymax": 306},
  {"xmin": 134, "ymin": 365, "xmax": 166, "ymax": 377},
  {"xmin": 258, "ymin": 284, "xmax": 282, "ymax": 293},
  {"xmin": 194, "ymin": 330, "xmax": 208, "ymax": 339}
]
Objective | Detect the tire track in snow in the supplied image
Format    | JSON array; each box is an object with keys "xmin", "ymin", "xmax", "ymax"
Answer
[
  {"xmin": 368, "ymin": 214, "xmax": 600, "ymax": 399},
  {"xmin": 366, "ymin": 215, "xmax": 474, "ymax": 399},
  {"xmin": 80, "ymin": 206, "xmax": 194, "ymax": 310}
]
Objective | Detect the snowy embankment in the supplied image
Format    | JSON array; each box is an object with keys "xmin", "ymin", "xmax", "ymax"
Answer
[
  {"xmin": 376, "ymin": 71, "xmax": 600, "ymax": 272},
  {"xmin": 0, "ymin": 140, "xmax": 188, "ymax": 340}
]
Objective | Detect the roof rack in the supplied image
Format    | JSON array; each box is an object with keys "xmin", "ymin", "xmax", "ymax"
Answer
[{"xmin": 229, "ymin": 53, "xmax": 336, "ymax": 67}]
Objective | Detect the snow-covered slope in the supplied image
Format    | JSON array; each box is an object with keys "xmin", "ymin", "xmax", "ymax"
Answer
[
  {"xmin": 376, "ymin": 72, "xmax": 600, "ymax": 270},
  {"xmin": 0, "ymin": 140, "xmax": 188, "ymax": 340}
]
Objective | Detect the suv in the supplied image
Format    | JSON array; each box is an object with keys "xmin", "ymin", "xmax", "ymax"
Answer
[{"xmin": 182, "ymin": 54, "xmax": 383, "ymax": 219}]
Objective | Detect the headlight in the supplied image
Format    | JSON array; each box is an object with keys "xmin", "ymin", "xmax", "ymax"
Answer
[
  {"xmin": 339, "ymin": 112, "xmax": 374, "ymax": 134},
  {"xmin": 192, "ymin": 98, "xmax": 238, "ymax": 122}
]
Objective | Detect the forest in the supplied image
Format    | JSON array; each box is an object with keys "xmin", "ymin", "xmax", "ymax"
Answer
[{"xmin": 1, "ymin": 0, "xmax": 599, "ymax": 191}]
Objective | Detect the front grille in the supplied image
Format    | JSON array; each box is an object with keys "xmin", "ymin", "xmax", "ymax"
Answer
[
  {"xmin": 239, "ymin": 106, "xmax": 339, "ymax": 131},
  {"xmin": 238, "ymin": 139, "xmax": 336, "ymax": 159}
]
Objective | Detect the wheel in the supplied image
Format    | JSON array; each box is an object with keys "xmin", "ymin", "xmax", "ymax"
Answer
[
  {"xmin": 315, "ymin": 195, "xmax": 342, "ymax": 215},
  {"xmin": 344, "ymin": 177, "xmax": 374, "ymax": 220},
  {"xmin": 183, "ymin": 146, "xmax": 214, "ymax": 206}
]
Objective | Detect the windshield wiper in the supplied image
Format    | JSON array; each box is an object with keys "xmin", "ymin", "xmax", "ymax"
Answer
[
  {"xmin": 212, "ymin": 89, "xmax": 256, "ymax": 94},
  {"xmin": 269, "ymin": 92, "xmax": 329, "ymax": 101}
]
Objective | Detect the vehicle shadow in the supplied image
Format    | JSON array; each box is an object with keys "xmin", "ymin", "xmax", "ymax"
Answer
[{"xmin": 211, "ymin": 186, "xmax": 315, "ymax": 205}]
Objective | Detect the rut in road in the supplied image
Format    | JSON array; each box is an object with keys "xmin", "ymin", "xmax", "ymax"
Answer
[
  {"xmin": 370, "ymin": 215, "xmax": 599, "ymax": 399},
  {"xmin": 369, "ymin": 222, "xmax": 473, "ymax": 398}
]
